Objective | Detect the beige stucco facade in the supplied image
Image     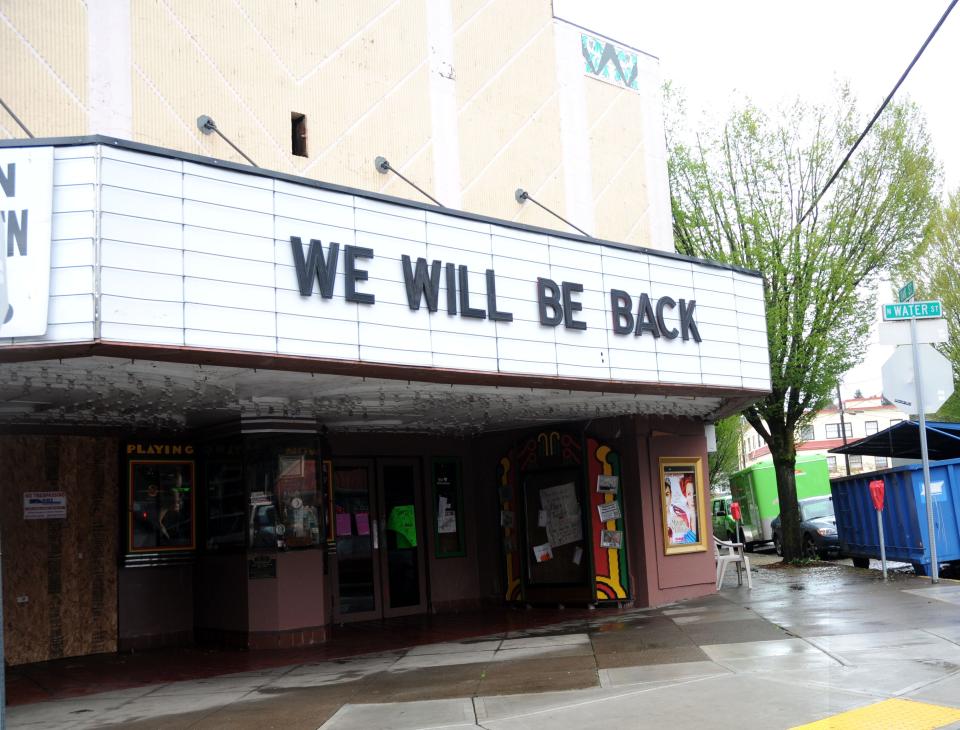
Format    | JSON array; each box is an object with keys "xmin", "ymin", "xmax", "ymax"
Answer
[{"xmin": 0, "ymin": 0, "xmax": 672, "ymax": 250}]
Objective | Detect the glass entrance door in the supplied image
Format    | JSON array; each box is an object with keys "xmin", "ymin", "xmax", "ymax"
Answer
[
  {"xmin": 377, "ymin": 459, "xmax": 427, "ymax": 617},
  {"xmin": 331, "ymin": 461, "xmax": 380, "ymax": 621},
  {"xmin": 331, "ymin": 458, "xmax": 427, "ymax": 622}
]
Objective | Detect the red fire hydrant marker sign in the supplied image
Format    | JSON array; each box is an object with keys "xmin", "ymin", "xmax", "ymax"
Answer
[
  {"xmin": 868, "ymin": 479, "xmax": 888, "ymax": 580},
  {"xmin": 869, "ymin": 480, "xmax": 885, "ymax": 511}
]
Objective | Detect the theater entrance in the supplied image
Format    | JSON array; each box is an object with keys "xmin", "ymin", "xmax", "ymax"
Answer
[{"xmin": 330, "ymin": 458, "xmax": 428, "ymax": 622}]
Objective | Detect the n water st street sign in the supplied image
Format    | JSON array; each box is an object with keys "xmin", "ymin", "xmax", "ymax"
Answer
[{"xmin": 883, "ymin": 300, "xmax": 942, "ymax": 321}]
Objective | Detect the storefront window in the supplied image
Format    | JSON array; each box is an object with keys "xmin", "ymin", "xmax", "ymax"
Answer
[
  {"xmin": 203, "ymin": 442, "xmax": 245, "ymax": 550},
  {"xmin": 245, "ymin": 437, "xmax": 322, "ymax": 550}
]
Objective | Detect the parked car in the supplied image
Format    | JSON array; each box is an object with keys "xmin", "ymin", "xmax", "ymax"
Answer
[
  {"xmin": 730, "ymin": 454, "xmax": 832, "ymax": 549},
  {"xmin": 771, "ymin": 495, "xmax": 840, "ymax": 559}
]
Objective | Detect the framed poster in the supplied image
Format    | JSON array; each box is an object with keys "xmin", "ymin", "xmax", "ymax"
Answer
[
  {"xmin": 659, "ymin": 457, "xmax": 707, "ymax": 555},
  {"xmin": 128, "ymin": 460, "xmax": 196, "ymax": 552}
]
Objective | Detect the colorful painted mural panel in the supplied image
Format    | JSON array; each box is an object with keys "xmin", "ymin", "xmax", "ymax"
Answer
[
  {"xmin": 581, "ymin": 33, "xmax": 639, "ymax": 91},
  {"xmin": 588, "ymin": 439, "xmax": 629, "ymax": 600}
]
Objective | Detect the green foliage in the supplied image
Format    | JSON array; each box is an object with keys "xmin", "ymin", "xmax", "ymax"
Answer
[
  {"xmin": 666, "ymin": 88, "xmax": 939, "ymax": 559},
  {"xmin": 934, "ymin": 391, "xmax": 960, "ymax": 423},
  {"xmin": 709, "ymin": 416, "xmax": 742, "ymax": 489},
  {"xmin": 901, "ymin": 189, "xmax": 960, "ymax": 422}
]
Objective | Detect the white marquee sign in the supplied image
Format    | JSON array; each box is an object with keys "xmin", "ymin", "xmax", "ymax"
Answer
[
  {"xmin": 0, "ymin": 142, "xmax": 771, "ymax": 393},
  {"xmin": 0, "ymin": 146, "xmax": 54, "ymax": 337}
]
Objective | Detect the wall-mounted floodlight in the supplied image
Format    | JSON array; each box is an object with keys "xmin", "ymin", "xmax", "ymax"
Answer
[{"xmin": 196, "ymin": 115, "xmax": 258, "ymax": 168}]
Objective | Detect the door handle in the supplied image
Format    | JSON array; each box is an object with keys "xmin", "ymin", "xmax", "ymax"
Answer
[{"xmin": 372, "ymin": 519, "xmax": 379, "ymax": 550}]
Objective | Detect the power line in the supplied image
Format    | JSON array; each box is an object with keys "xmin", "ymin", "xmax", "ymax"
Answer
[{"xmin": 797, "ymin": 0, "xmax": 958, "ymax": 225}]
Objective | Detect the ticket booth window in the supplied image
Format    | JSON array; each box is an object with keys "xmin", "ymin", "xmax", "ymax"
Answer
[{"xmin": 245, "ymin": 436, "xmax": 323, "ymax": 550}]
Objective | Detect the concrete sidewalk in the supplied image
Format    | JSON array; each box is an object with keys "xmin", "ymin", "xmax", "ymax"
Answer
[{"xmin": 7, "ymin": 561, "xmax": 960, "ymax": 730}]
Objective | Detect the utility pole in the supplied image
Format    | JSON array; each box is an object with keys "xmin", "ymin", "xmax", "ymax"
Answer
[{"xmin": 836, "ymin": 385, "xmax": 852, "ymax": 475}]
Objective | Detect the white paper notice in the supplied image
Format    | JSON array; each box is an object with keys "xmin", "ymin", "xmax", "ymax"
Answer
[
  {"xmin": 533, "ymin": 543, "xmax": 554, "ymax": 562},
  {"xmin": 573, "ymin": 546, "xmax": 583, "ymax": 565},
  {"xmin": 596, "ymin": 475, "xmax": 619, "ymax": 493},
  {"xmin": 538, "ymin": 509, "xmax": 548, "ymax": 527},
  {"xmin": 438, "ymin": 511, "xmax": 457, "ymax": 534},
  {"xmin": 22, "ymin": 491, "xmax": 66, "ymax": 520},
  {"xmin": 597, "ymin": 501, "xmax": 622, "ymax": 523},
  {"xmin": 540, "ymin": 482, "xmax": 582, "ymax": 547},
  {"xmin": 600, "ymin": 530, "xmax": 623, "ymax": 549}
]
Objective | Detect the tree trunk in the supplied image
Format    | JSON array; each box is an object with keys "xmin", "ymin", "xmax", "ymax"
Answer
[{"xmin": 768, "ymin": 427, "xmax": 803, "ymax": 562}]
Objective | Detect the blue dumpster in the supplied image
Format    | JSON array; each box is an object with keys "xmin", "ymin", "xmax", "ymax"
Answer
[{"xmin": 830, "ymin": 458, "xmax": 960, "ymax": 575}]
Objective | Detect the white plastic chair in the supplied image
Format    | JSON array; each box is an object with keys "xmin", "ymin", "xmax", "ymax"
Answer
[{"xmin": 714, "ymin": 536, "xmax": 752, "ymax": 589}]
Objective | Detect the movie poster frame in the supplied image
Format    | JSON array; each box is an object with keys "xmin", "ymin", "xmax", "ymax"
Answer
[{"xmin": 659, "ymin": 456, "xmax": 708, "ymax": 555}]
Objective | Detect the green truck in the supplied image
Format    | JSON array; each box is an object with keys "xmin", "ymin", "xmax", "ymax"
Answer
[{"xmin": 727, "ymin": 454, "xmax": 832, "ymax": 549}]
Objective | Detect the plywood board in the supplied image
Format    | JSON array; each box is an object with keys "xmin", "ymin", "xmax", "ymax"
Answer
[{"xmin": 0, "ymin": 435, "xmax": 118, "ymax": 665}]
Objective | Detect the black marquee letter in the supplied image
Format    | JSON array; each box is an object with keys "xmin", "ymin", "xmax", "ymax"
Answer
[
  {"xmin": 344, "ymin": 245, "xmax": 374, "ymax": 304},
  {"xmin": 290, "ymin": 236, "xmax": 338, "ymax": 298},
  {"xmin": 680, "ymin": 299, "xmax": 702, "ymax": 342},
  {"xmin": 610, "ymin": 290, "xmax": 634, "ymax": 334},
  {"xmin": 458, "ymin": 265, "xmax": 486, "ymax": 319},
  {"xmin": 655, "ymin": 296, "xmax": 679, "ymax": 339},
  {"xmin": 445, "ymin": 263, "xmax": 457, "ymax": 314},
  {"xmin": 537, "ymin": 278, "xmax": 563, "ymax": 327},
  {"xmin": 634, "ymin": 293, "xmax": 661, "ymax": 337},
  {"xmin": 402, "ymin": 255, "xmax": 441, "ymax": 312},
  {"xmin": 486, "ymin": 269, "xmax": 513, "ymax": 322},
  {"xmin": 562, "ymin": 282, "xmax": 586, "ymax": 330}
]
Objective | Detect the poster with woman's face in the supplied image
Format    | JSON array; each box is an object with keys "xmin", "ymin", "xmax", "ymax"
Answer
[
  {"xmin": 129, "ymin": 461, "xmax": 195, "ymax": 551},
  {"xmin": 660, "ymin": 459, "xmax": 706, "ymax": 554}
]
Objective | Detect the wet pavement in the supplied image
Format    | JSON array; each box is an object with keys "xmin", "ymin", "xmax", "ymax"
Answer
[{"xmin": 6, "ymin": 558, "xmax": 960, "ymax": 729}]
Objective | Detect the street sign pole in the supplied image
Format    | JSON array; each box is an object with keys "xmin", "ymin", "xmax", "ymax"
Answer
[
  {"xmin": 910, "ymin": 315, "xmax": 939, "ymax": 583},
  {"xmin": 877, "ymin": 510, "xmax": 888, "ymax": 581}
]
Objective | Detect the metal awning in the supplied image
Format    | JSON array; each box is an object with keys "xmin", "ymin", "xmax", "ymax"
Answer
[{"xmin": 829, "ymin": 420, "xmax": 960, "ymax": 460}]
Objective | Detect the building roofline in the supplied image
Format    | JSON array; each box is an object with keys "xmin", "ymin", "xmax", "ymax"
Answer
[{"xmin": 0, "ymin": 134, "xmax": 763, "ymax": 279}]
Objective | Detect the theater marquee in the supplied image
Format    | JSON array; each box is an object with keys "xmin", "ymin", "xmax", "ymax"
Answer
[{"xmin": 0, "ymin": 141, "xmax": 771, "ymax": 393}]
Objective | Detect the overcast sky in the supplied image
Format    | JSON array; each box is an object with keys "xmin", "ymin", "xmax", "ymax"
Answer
[{"xmin": 557, "ymin": 0, "xmax": 959, "ymax": 398}]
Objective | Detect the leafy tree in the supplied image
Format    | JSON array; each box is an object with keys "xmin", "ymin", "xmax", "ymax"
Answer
[
  {"xmin": 905, "ymin": 189, "xmax": 960, "ymax": 422},
  {"xmin": 709, "ymin": 415, "xmax": 743, "ymax": 490},
  {"xmin": 666, "ymin": 91, "xmax": 938, "ymax": 560}
]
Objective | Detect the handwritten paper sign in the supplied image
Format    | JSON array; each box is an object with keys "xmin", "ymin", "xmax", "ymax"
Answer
[
  {"xmin": 597, "ymin": 501, "xmax": 622, "ymax": 523},
  {"xmin": 540, "ymin": 482, "xmax": 582, "ymax": 547}
]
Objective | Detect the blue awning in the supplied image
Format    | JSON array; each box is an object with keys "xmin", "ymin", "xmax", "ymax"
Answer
[{"xmin": 829, "ymin": 421, "xmax": 960, "ymax": 460}]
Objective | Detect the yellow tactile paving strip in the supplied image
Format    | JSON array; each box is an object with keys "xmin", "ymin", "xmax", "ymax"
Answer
[{"xmin": 792, "ymin": 698, "xmax": 960, "ymax": 730}]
